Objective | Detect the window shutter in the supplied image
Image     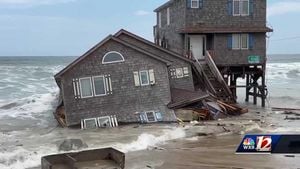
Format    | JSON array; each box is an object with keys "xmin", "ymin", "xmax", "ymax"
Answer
[
  {"xmin": 105, "ymin": 75, "xmax": 113, "ymax": 94},
  {"xmin": 149, "ymin": 69, "xmax": 156, "ymax": 85},
  {"xmin": 249, "ymin": 0, "xmax": 254, "ymax": 15},
  {"xmin": 249, "ymin": 34, "xmax": 254, "ymax": 49},
  {"xmin": 187, "ymin": 0, "xmax": 192, "ymax": 8},
  {"xmin": 227, "ymin": 0, "xmax": 233, "ymax": 15},
  {"xmin": 199, "ymin": 0, "xmax": 203, "ymax": 8},
  {"xmin": 155, "ymin": 112, "xmax": 163, "ymax": 121},
  {"xmin": 72, "ymin": 79, "xmax": 78, "ymax": 99},
  {"xmin": 133, "ymin": 71, "xmax": 140, "ymax": 86},
  {"xmin": 227, "ymin": 34, "xmax": 233, "ymax": 49}
]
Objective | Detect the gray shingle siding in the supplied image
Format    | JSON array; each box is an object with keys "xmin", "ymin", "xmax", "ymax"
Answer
[
  {"xmin": 213, "ymin": 33, "xmax": 266, "ymax": 65},
  {"xmin": 155, "ymin": 0, "xmax": 268, "ymax": 66},
  {"xmin": 117, "ymin": 33, "xmax": 195, "ymax": 91},
  {"xmin": 185, "ymin": 0, "xmax": 266, "ymax": 27},
  {"xmin": 61, "ymin": 40, "xmax": 176, "ymax": 126}
]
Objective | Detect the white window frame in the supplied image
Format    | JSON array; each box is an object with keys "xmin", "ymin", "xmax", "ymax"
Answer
[
  {"xmin": 97, "ymin": 116, "xmax": 112, "ymax": 128},
  {"xmin": 233, "ymin": 0, "xmax": 249, "ymax": 16},
  {"xmin": 241, "ymin": 0, "xmax": 250, "ymax": 16},
  {"xmin": 145, "ymin": 111, "xmax": 157, "ymax": 122},
  {"xmin": 92, "ymin": 76, "xmax": 107, "ymax": 97},
  {"xmin": 240, "ymin": 34, "xmax": 249, "ymax": 50},
  {"xmin": 82, "ymin": 118, "xmax": 98, "ymax": 129},
  {"xmin": 167, "ymin": 7, "xmax": 170, "ymax": 25},
  {"xmin": 102, "ymin": 51, "xmax": 125, "ymax": 64},
  {"xmin": 79, "ymin": 77, "xmax": 93, "ymax": 98},
  {"xmin": 139, "ymin": 70, "xmax": 150, "ymax": 86},
  {"xmin": 191, "ymin": 0, "xmax": 200, "ymax": 8},
  {"xmin": 176, "ymin": 68, "xmax": 184, "ymax": 78},
  {"xmin": 232, "ymin": 34, "xmax": 249, "ymax": 50},
  {"xmin": 232, "ymin": 34, "xmax": 241, "ymax": 50}
]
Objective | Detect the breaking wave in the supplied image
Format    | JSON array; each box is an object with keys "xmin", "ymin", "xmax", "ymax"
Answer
[
  {"xmin": 0, "ymin": 147, "xmax": 57, "ymax": 169},
  {"xmin": 266, "ymin": 62, "xmax": 300, "ymax": 81},
  {"xmin": 115, "ymin": 127, "xmax": 186, "ymax": 153}
]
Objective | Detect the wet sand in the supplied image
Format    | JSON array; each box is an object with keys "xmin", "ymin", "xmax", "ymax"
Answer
[
  {"xmin": 126, "ymin": 135, "xmax": 300, "ymax": 169},
  {"xmin": 123, "ymin": 106, "xmax": 300, "ymax": 169}
]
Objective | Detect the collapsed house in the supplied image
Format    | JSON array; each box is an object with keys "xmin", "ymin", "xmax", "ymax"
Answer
[{"xmin": 54, "ymin": 0, "xmax": 271, "ymax": 127}]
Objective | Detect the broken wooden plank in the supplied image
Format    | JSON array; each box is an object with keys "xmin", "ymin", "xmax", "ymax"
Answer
[{"xmin": 216, "ymin": 100, "xmax": 238, "ymax": 111}]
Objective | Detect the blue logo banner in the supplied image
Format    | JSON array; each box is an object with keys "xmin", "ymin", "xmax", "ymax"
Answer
[{"xmin": 236, "ymin": 134, "xmax": 282, "ymax": 153}]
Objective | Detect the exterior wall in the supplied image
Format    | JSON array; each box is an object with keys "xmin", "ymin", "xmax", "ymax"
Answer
[
  {"xmin": 185, "ymin": 0, "xmax": 266, "ymax": 27},
  {"xmin": 155, "ymin": 0, "xmax": 268, "ymax": 66},
  {"xmin": 61, "ymin": 40, "xmax": 176, "ymax": 126},
  {"xmin": 117, "ymin": 34, "xmax": 195, "ymax": 91},
  {"xmin": 213, "ymin": 33, "xmax": 266, "ymax": 65},
  {"xmin": 156, "ymin": 0, "xmax": 186, "ymax": 54}
]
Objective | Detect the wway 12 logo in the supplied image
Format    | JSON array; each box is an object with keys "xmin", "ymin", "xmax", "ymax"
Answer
[
  {"xmin": 236, "ymin": 135, "xmax": 275, "ymax": 153},
  {"xmin": 256, "ymin": 136, "xmax": 272, "ymax": 152}
]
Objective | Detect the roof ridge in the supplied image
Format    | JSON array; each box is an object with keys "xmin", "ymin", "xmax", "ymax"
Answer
[{"xmin": 114, "ymin": 29, "xmax": 194, "ymax": 63}]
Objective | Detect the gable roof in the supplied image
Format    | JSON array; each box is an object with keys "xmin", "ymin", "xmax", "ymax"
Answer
[
  {"xmin": 54, "ymin": 35, "xmax": 172, "ymax": 79},
  {"xmin": 114, "ymin": 29, "xmax": 194, "ymax": 64},
  {"xmin": 154, "ymin": 0, "xmax": 174, "ymax": 12}
]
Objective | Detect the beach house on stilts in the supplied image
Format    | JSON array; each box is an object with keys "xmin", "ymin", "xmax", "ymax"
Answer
[{"xmin": 54, "ymin": 0, "xmax": 272, "ymax": 127}]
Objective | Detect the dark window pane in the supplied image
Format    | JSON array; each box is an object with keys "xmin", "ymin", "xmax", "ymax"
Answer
[
  {"xmin": 94, "ymin": 77, "xmax": 106, "ymax": 96},
  {"xmin": 146, "ymin": 112, "xmax": 156, "ymax": 122},
  {"xmin": 140, "ymin": 71, "xmax": 149, "ymax": 85},
  {"xmin": 103, "ymin": 52, "xmax": 124, "ymax": 63}
]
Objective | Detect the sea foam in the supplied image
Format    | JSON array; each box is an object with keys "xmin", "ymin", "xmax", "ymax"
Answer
[{"xmin": 115, "ymin": 127, "xmax": 186, "ymax": 153}]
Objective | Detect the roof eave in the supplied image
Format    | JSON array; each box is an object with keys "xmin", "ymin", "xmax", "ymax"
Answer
[
  {"xmin": 154, "ymin": 0, "xmax": 174, "ymax": 12},
  {"xmin": 54, "ymin": 35, "xmax": 113, "ymax": 78}
]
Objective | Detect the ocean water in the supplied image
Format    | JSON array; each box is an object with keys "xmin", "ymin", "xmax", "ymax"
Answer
[{"xmin": 0, "ymin": 55, "xmax": 299, "ymax": 169}]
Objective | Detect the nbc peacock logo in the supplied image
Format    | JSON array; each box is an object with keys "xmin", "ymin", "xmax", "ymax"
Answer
[{"xmin": 242, "ymin": 138, "xmax": 255, "ymax": 150}]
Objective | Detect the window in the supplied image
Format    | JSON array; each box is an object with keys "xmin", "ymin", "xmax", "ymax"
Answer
[
  {"xmin": 191, "ymin": 0, "xmax": 200, "ymax": 8},
  {"xmin": 102, "ymin": 51, "xmax": 124, "ymax": 64},
  {"xmin": 167, "ymin": 8, "xmax": 170, "ymax": 25},
  {"xmin": 241, "ymin": 0, "xmax": 249, "ymax": 15},
  {"xmin": 231, "ymin": 34, "xmax": 249, "ymax": 50},
  {"xmin": 139, "ymin": 111, "xmax": 163, "ymax": 123},
  {"xmin": 155, "ymin": 112, "xmax": 163, "ymax": 121},
  {"xmin": 241, "ymin": 34, "xmax": 249, "ymax": 49},
  {"xmin": 146, "ymin": 111, "xmax": 156, "ymax": 122},
  {"xmin": 233, "ymin": 0, "xmax": 249, "ymax": 16},
  {"xmin": 74, "ymin": 75, "xmax": 112, "ymax": 99},
  {"xmin": 232, "ymin": 34, "xmax": 241, "ymax": 49},
  {"xmin": 133, "ymin": 69, "xmax": 155, "ymax": 86},
  {"xmin": 97, "ymin": 116, "xmax": 111, "ymax": 128},
  {"xmin": 81, "ymin": 118, "xmax": 98, "ymax": 129},
  {"xmin": 93, "ymin": 76, "xmax": 106, "ymax": 96},
  {"xmin": 170, "ymin": 67, "xmax": 189, "ymax": 79},
  {"xmin": 176, "ymin": 68, "xmax": 184, "ymax": 78},
  {"xmin": 233, "ymin": 0, "xmax": 240, "ymax": 15},
  {"xmin": 79, "ymin": 77, "xmax": 93, "ymax": 98},
  {"xmin": 140, "ymin": 70, "xmax": 150, "ymax": 86}
]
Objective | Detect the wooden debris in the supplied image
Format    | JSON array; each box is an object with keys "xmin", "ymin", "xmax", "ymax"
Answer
[
  {"xmin": 272, "ymin": 107, "xmax": 300, "ymax": 111},
  {"xmin": 53, "ymin": 105, "xmax": 67, "ymax": 127}
]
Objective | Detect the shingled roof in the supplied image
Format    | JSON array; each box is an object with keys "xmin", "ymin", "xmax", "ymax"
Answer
[{"xmin": 54, "ymin": 34, "xmax": 172, "ymax": 79}]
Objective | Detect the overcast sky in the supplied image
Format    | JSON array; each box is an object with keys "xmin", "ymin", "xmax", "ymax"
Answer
[{"xmin": 0, "ymin": 0, "xmax": 299, "ymax": 56}]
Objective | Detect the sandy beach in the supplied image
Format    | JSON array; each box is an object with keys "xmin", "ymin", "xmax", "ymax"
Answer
[{"xmin": 124, "ymin": 106, "xmax": 300, "ymax": 169}]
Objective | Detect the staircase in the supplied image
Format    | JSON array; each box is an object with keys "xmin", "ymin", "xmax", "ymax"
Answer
[{"xmin": 192, "ymin": 51, "xmax": 235, "ymax": 103}]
